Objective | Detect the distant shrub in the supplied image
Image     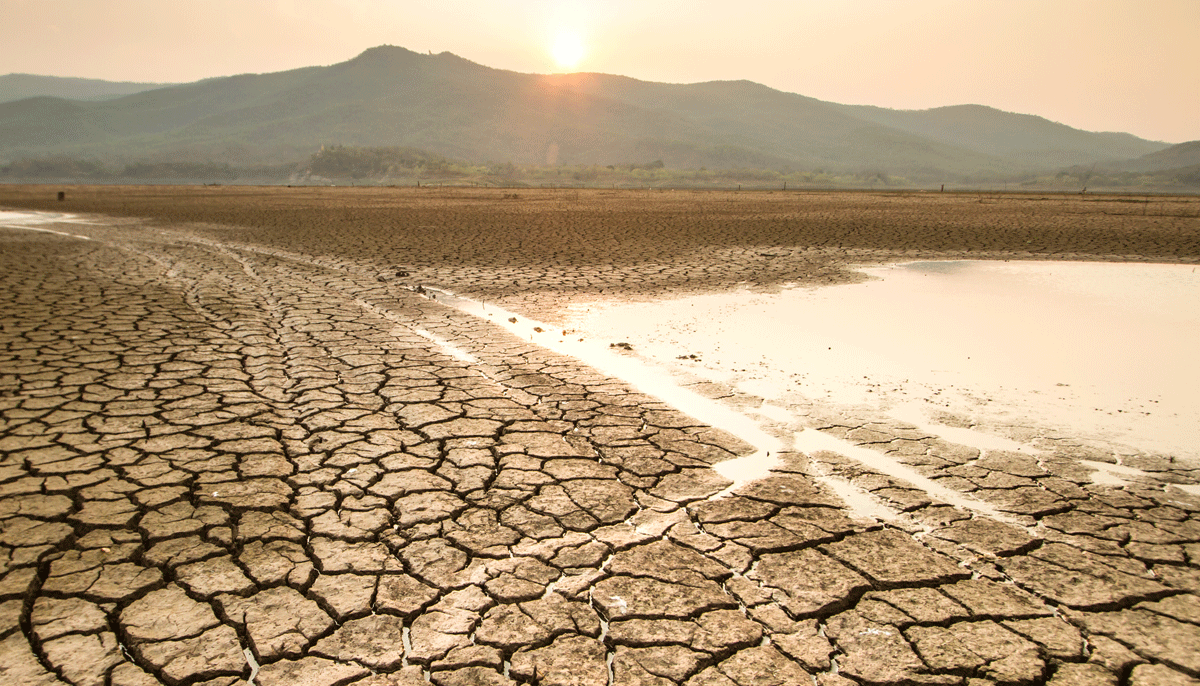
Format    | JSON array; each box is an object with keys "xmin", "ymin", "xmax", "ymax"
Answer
[
  {"xmin": 121, "ymin": 161, "xmax": 239, "ymax": 179},
  {"xmin": 308, "ymin": 145, "xmax": 465, "ymax": 179}
]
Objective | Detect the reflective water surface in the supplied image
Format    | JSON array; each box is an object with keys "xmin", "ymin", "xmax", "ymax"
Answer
[
  {"xmin": 0, "ymin": 210, "xmax": 96, "ymax": 239},
  {"xmin": 561, "ymin": 260, "xmax": 1200, "ymax": 463}
]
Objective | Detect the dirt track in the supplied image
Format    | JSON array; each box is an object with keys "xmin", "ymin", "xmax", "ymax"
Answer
[{"xmin": 1, "ymin": 186, "xmax": 1199, "ymax": 686}]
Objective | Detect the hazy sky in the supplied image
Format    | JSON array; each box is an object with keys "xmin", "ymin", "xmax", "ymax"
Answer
[{"xmin": 3, "ymin": 0, "xmax": 1197, "ymax": 143}]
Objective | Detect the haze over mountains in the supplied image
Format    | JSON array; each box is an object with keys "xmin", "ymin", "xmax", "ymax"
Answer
[
  {"xmin": 0, "ymin": 74, "xmax": 174, "ymax": 104},
  {"xmin": 0, "ymin": 45, "xmax": 1192, "ymax": 184}
]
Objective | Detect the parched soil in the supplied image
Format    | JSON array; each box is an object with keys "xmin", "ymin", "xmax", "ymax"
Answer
[
  {"xmin": 1, "ymin": 185, "xmax": 1199, "ymax": 686},
  {"xmin": 2, "ymin": 185, "xmax": 1198, "ymax": 314}
]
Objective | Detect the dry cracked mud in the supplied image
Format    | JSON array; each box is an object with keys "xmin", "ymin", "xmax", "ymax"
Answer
[{"xmin": 1, "ymin": 186, "xmax": 1199, "ymax": 686}]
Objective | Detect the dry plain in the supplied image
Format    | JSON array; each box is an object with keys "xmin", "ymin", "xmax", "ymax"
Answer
[{"xmin": 1, "ymin": 185, "xmax": 1200, "ymax": 686}]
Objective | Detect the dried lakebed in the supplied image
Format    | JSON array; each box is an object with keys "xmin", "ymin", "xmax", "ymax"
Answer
[{"xmin": 2, "ymin": 205, "xmax": 1200, "ymax": 686}]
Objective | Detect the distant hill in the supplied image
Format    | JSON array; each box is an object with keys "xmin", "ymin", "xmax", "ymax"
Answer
[
  {"xmin": 0, "ymin": 46, "xmax": 1170, "ymax": 180},
  {"xmin": 1106, "ymin": 140, "xmax": 1200, "ymax": 173},
  {"xmin": 834, "ymin": 103, "xmax": 1161, "ymax": 170},
  {"xmin": 0, "ymin": 74, "xmax": 172, "ymax": 103}
]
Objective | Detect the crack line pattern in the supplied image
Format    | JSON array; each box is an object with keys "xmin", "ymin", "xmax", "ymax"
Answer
[{"xmin": 1, "ymin": 209, "xmax": 1199, "ymax": 686}]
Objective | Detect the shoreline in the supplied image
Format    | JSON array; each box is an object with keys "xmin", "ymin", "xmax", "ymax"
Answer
[{"xmin": 4, "ymin": 183, "xmax": 1197, "ymax": 326}]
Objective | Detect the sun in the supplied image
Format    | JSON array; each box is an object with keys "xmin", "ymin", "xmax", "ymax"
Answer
[{"xmin": 550, "ymin": 32, "xmax": 586, "ymax": 71}]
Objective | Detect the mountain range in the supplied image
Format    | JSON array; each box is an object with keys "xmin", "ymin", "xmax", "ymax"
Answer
[
  {"xmin": 0, "ymin": 73, "xmax": 173, "ymax": 104},
  {"xmin": 0, "ymin": 45, "xmax": 1190, "ymax": 182}
]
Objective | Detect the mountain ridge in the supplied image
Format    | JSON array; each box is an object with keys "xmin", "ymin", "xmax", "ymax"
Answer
[
  {"xmin": 0, "ymin": 45, "xmax": 1171, "ymax": 180},
  {"xmin": 0, "ymin": 73, "xmax": 174, "ymax": 104},
  {"xmin": 1108, "ymin": 140, "xmax": 1200, "ymax": 173}
]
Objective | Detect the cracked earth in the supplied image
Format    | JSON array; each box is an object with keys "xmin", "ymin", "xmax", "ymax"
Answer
[{"xmin": 1, "ymin": 187, "xmax": 1199, "ymax": 686}]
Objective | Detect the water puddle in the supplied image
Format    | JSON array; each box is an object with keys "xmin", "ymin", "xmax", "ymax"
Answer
[
  {"xmin": 242, "ymin": 648, "xmax": 260, "ymax": 685},
  {"xmin": 560, "ymin": 260, "xmax": 1200, "ymax": 463},
  {"xmin": 888, "ymin": 401, "xmax": 1040, "ymax": 455},
  {"xmin": 410, "ymin": 328, "xmax": 479, "ymax": 365},
  {"xmin": 793, "ymin": 428, "xmax": 1020, "ymax": 524},
  {"xmin": 0, "ymin": 210, "xmax": 96, "ymax": 240},
  {"xmin": 1078, "ymin": 459, "xmax": 1151, "ymax": 487},
  {"xmin": 710, "ymin": 451, "xmax": 782, "ymax": 497},
  {"xmin": 425, "ymin": 260, "xmax": 1199, "ymax": 517},
  {"xmin": 813, "ymin": 474, "xmax": 904, "ymax": 524}
]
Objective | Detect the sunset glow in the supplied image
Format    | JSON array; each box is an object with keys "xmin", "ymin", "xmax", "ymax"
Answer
[
  {"xmin": 550, "ymin": 32, "xmax": 585, "ymax": 70},
  {"xmin": 0, "ymin": 0, "xmax": 1196, "ymax": 142}
]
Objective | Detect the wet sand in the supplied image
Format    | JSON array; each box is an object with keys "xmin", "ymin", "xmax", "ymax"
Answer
[{"xmin": 2, "ymin": 186, "xmax": 1200, "ymax": 685}]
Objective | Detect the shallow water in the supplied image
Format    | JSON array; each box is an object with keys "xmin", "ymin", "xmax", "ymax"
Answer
[
  {"xmin": 561, "ymin": 260, "xmax": 1200, "ymax": 462},
  {"xmin": 0, "ymin": 209, "xmax": 96, "ymax": 239},
  {"xmin": 792, "ymin": 427, "xmax": 1019, "ymax": 524}
]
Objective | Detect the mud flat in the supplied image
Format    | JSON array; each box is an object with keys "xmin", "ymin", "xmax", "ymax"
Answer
[{"xmin": 1, "ymin": 186, "xmax": 1200, "ymax": 685}]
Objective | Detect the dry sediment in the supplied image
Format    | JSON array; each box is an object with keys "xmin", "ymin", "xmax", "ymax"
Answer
[
  {"xmin": 0, "ymin": 186, "xmax": 1199, "ymax": 685},
  {"xmin": 2, "ymin": 185, "xmax": 1198, "ymax": 320}
]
